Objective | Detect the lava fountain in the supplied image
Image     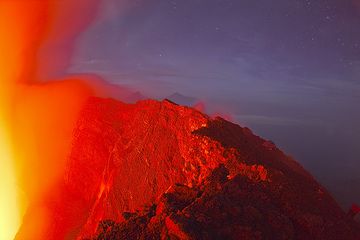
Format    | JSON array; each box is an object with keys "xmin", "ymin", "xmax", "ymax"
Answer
[
  {"xmin": 0, "ymin": 120, "xmax": 21, "ymax": 240},
  {"xmin": 0, "ymin": 1, "xmax": 101, "ymax": 239},
  {"xmin": 0, "ymin": 3, "xmax": 38, "ymax": 238}
]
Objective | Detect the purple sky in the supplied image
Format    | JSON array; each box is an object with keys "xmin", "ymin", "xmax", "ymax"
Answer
[{"xmin": 68, "ymin": 0, "xmax": 360, "ymax": 208}]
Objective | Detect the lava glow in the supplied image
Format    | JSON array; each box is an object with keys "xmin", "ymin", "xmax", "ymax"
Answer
[
  {"xmin": 0, "ymin": 123, "xmax": 21, "ymax": 240},
  {"xmin": 0, "ymin": 2, "xmax": 35, "ymax": 238},
  {"xmin": 0, "ymin": 1, "xmax": 100, "ymax": 239}
]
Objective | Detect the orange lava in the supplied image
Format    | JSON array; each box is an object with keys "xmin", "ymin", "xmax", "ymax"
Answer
[{"xmin": 0, "ymin": 1, "xmax": 101, "ymax": 239}]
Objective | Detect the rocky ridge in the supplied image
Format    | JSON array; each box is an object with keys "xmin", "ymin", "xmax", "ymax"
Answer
[{"xmin": 31, "ymin": 97, "xmax": 359, "ymax": 239}]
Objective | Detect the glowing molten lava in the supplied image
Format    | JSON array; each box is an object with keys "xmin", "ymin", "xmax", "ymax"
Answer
[
  {"xmin": 0, "ymin": 123, "xmax": 22, "ymax": 240},
  {"xmin": 0, "ymin": 3, "xmax": 38, "ymax": 238},
  {"xmin": 0, "ymin": 1, "xmax": 99, "ymax": 239}
]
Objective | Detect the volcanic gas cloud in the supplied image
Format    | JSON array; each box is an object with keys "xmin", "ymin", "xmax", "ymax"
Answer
[{"xmin": 0, "ymin": 1, "xmax": 359, "ymax": 240}]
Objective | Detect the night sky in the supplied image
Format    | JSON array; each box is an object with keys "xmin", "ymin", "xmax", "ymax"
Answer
[{"xmin": 69, "ymin": 0, "xmax": 360, "ymax": 208}]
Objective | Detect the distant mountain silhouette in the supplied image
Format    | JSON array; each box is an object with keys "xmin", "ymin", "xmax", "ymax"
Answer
[
  {"xmin": 125, "ymin": 91, "xmax": 147, "ymax": 103},
  {"xmin": 166, "ymin": 92, "xmax": 198, "ymax": 106}
]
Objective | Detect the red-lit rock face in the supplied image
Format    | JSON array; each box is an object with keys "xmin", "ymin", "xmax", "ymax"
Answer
[{"xmin": 20, "ymin": 97, "xmax": 359, "ymax": 239}]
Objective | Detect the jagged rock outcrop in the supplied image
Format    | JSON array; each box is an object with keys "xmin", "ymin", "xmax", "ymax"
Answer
[
  {"xmin": 90, "ymin": 163, "xmax": 360, "ymax": 240},
  {"xmin": 26, "ymin": 97, "xmax": 360, "ymax": 239}
]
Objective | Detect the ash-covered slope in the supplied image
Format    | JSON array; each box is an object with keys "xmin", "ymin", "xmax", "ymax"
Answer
[{"xmin": 39, "ymin": 97, "xmax": 359, "ymax": 239}]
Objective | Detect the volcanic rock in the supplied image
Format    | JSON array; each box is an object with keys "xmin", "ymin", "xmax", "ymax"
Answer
[{"xmin": 23, "ymin": 97, "xmax": 360, "ymax": 239}]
